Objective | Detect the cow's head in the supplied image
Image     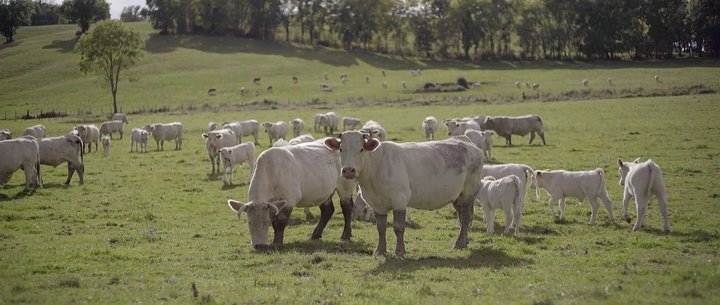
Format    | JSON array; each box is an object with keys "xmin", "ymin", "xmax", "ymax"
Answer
[
  {"xmin": 202, "ymin": 132, "xmax": 224, "ymax": 152},
  {"xmin": 262, "ymin": 122, "xmax": 273, "ymax": 133},
  {"xmin": 483, "ymin": 117, "xmax": 494, "ymax": 129},
  {"xmin": 324, "ymin": 131, "xmax": 380, "ymax": 180},
  {"xmin": 444, "ymin": 120, "xmax": 459, "ymax": 136},
  {"xmin": 0, "ymin": 129, "xmax": 12, "ymax": 140},
  {"xmin": 227, "ymin": 199, "xmax": 286, "ymax": 249},
  {"xmin": 617, "ymin": 158, "xmax": 640, "ymax": 186},
  {"xmin": 143, "ymin": 124, "xmax": 153, "ymax": 133},
  {"xmin": 535, "ymin": 171, "xmax": 548, "ymax": 189}
]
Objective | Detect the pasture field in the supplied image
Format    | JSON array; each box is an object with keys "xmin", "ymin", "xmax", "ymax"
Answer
[
  {"xmin": 1, "ymin": 22, "xmax": 720, "ymax": 116},
  {"xmin": 1, "ymin": 94, "xmax": 719, "ymax": 305}
]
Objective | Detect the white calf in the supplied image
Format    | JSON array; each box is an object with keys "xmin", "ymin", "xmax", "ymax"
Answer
[
  {"xmin": 130, "ymin": 128, "xmax": 149, "ymax": 153},
  {"xmin": 617, "ymin": 158, "xmax": 670, "ymax": 232},
  {"xmin": 535, "ymin": 168, "xmax": 615, "ymax": 224},
  {"xmin": 290, "ymin": 118, "xmax": 305, "ymax": 137},
  {"xmin": 101, "ymin": 136, "xmax": 111, "ymax": 157},
  {"xmin": 219, "ymin": 143, "xmax": 255, "ymax": 185},
  {"xmin": 100, "ymin": 120, "xmax": 124, "ymax": 139},
  {"xmin": 476, "ymin": 175, "xmax": 525, "ymax": 236},
  {"xmin": 422, "ymin": 116, "xmax": 437, "ymax": 141},
  {"xmin": 464, "ymin": 130, "xmax": 494, "ymax": 160}
]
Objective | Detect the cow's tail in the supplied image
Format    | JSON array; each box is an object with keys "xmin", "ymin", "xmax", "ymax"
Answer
[
  {"xmin": 596, "ymin": 168, "xmax": 607, "ymax": 199},
  {"xmin": 512, "ymin": 175, "xmax": 525, "ymax": 214},
  {"xmin": 646, "ymin": 160, "xmax": 656, "ymax": 199},
  {"xmin": 35, "ymin": 142, "xmax": 42, "ymax": 188},
  {"xmin": 523, "ymin": 165, "xmax": 540, "ymax": 201}
]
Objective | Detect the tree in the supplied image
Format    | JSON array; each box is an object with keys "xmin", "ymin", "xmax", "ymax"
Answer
[
  {"xmin": 31, "ymin": 0, "xmax": 62, "ymax": 26},
  {"xmin": 147, "ymin": 0, "xmax": 178, "ymax": 34},
  {"xmin": 0, "ymin": 0, "xmax": 34, "ymax": 43},
  {"xmin": 120, "ymin": 5, "xmax": 145, "ymax": 22},
  {"xmin": 61, "ymin": 0, "xmax": 109, "ymax": 34},
  {"xmin": 75, "ymin": 20, "xmax": 143, "ymax": 114}
]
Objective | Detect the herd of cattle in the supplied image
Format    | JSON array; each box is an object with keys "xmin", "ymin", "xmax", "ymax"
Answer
[{"xmin": 0, "ymin": 111, "xmax": 670, "ymax": 257}]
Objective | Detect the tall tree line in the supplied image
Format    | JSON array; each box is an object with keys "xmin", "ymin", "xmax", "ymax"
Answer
[{"xmin": 140, "ymin": 0, "xmax": 719, "ymax": 59}]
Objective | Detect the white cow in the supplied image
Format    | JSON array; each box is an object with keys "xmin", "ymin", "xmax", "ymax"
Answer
[
  {"xmin": 342, "ymin": 117, "xmax": 362, "ymax": 131},
  {"xmin": 39, "ymin": 134, "xmax": 85, "ymax": 185},
  {"xmin": 100, "ymin": 120, "xmax": 124, "ymax": 139},
  {"xmin": 261, "ymin": 121, "xmax": 288, "ymax": 145},
  {"xmin": 482, "ymin": 164, "xmax": 540, "ymax": 201},
  {"xmin": 476, "ymin": 175, "xmax": 525, "ymax": 236},
  {"xmin": 360, "ymin": 120, "xmax": 386, "ymax": 142},
  {"xmin": 74, "ymin": 124, "xmax": 100, "ymax": 153},
  {"xmin": 319, "ymin": 112, "xmax": 339, "ymax": 135},
  {"xmin": 111, "ymin": 113, "xmax": 129, "ymax": 124},
  {"xmin": 221, "ymin": 122, "xmax": 245, "ymax": 143},
  {"xmin": 289, "ymin": 134, "xmax": 314, "ymax": 145},
  {"xmin": 313, "ymin": 113, "xmax": 323, "ymax": 132},
  {"xmin": 422, "ymin": 116, "xmax": 437, "ymax": 141},
  {"xmin": 444, "ymin": 119, "xmax": 480, "ymax": 136},
  {"xmin": 22, "ymin": 125, "xmax": 46, "ymax": 139},
  {"xmin": 290, "ymin": 118, "xmax": 305, "ymax": 137},
  {"xmin": 227, "ymin": 140, "xmax": 355, "ymax": 249},
  {"xmin": 223, "ymin": 120, "xmax": 260, "ymax": 144},
  {"xmin": 202, "ymin": 129, "xmax": 236, "ymax": 175},
  {"xmin": 0, "ymin": 129, "xmax": 11, "ymax": 140},
  {"xmin": 219, "ymin": 142, "xmax": 255, "ymax": 185},
  {"xmin": 208, "ymin": 122, "xmax": 217, "ymax": 131},
  {"xmin": 324, "ymin": 132, "xmax": 484, "ymax": 258},
  {"xmin": 144, "ymin": 122, "xmax": 183, "ymax": 151},
  {"xmin": 130, "ymin": 128, "xmax": 149, "ymax": 153},
  {"xmin": 464, "ymin": 129, "xmax": 494, "ymax": 160},
  {"xmin": 0, "ymin": 136, "xmax": 42, "ymax": 190},
  {"xmin": 483, "ymin": 115, "xmax": 546, "ymax": 146},
  {"xmin": 617, "ymin": 158, "xmax": 670, "ymax": 232},
  {"xmin": 271, "ymin": 134, "xmax": 317, "ymax": 220},
  {"xmin": 535, "ymin": 168, "xmax": 615, "ymax": 224},
  {"xmin": 101, "ymin": 136, "xmax": 111, "ymax": 157}
]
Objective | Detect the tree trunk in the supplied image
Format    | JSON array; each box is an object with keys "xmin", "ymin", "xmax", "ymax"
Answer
[{"xmin": 112, "ymin": 90, "xmax": 118, "ymax": 114}]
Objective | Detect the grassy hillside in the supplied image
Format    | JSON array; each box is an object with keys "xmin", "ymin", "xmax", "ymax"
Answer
[{"xmin": 1, "ymin": 22, "xmax": 719, "ymax": 117}]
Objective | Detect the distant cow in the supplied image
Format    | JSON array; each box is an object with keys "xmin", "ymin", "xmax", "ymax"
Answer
[
  {"xmin": 144, "ymin": 122, "xmax": 183, "ymax": 150},
  {"xmin": 38, "ymin": 134, "xmax": 84, "ymax": 185},
  {"xmin": 0, "ymin": 129, "xmax": 10, "ymax": 140},
  {"xmin": 22, "ymin": 125, "xmax": 46, "ymax": 139},
  {"xmin": 74, "ymin": 125, "xmax": 100, "ymax": 153},
  {"xmin": 0, "ymin": 136, "xmax": 42, "ymax": 190},
  {"xmin": 261, "ymin": 121, "xmax": 289, "ymax": 145},
  {"xmin": 313, "ymin": 113, "xmax": 323, "ymax": 132},
  {"xmin": 227, "ymin": 140, "xmax": 355, "ymax": 249},
  {"xmin": 222, "ymin": 122, "xmax": 245, "ymax": 143},
  {"xmin": 617, "ymin": 158, "xmax": 670, "ymax": 232},
  {"xmin": 324, "ymin": 132, "xmax": 484, "ymax": 258},
  {"xmin": 535, "ymin": 168, "xmax": 615, "ymax": 224},
  {"xmin": 130, "ymin": 128, "xmax": 149, "ymax": 153},
  {"xmin": 208, "ymin": 88, "xmax": 217, "ymax": 96},
  {"xmin": 202, "ymin": 129, "xmax": 236, "ymax": 175},
  {"xmin": 111, "ymin": 113, "xmax": 129, "ymax": 124},
  {"xmin": 483, "ymin": 115, "xmax": 546, "ymax": 146},
  {"xmin": 422, "ymin": 116, "xmax": 437, "ymax": 141},
  {"xmin": 219, "ymin": 143, "xmax": 255, "ymax": 185},
  {"xmin": 342, "ymin": 117, "xmax": 362, "ymax": 131},
  {"xmin": 477, "ymin": 175, "xmax": 525, "ymax": 236},
  {"xmin": 222, "ymin": 120, "xmax": 260, "ymax": 144},
  {"xmin": 290, "ymin": 118, "xmax": 305, "ymax": 137},
  {"xmin": 266, "ymin": 86, "xmax": 273, "ymax": 94},
  {"xmin": 444, "ymin": 119, "xmax": 480, "ymax": 136},
  {"xmin": 100, "ymin": 120, "xmax": 124, "ymax": 139},
  {"xmin": 289, "ymin": 134, "xmax": 314, "ymax": 145},
  {"xmin": 101, "ymin": 136, "xmax": 111, "ymax": 157},
  {"xmin": 208, "ymin": 122, "xmax": 217, "ymax": 131},
  {"xmin": 464, "ymin": 129, "xmax": 494, "ymax": 160},
  {"xmin": 319, "ymin": 112, "xmax": 339, "ymax": 135},
  {"xmin": 360, "ymin": 120, "xmax": 386, "ymax": 142},
  {"xmin": 253, "ymin": 77, "xmax": 261, "ymax": 84}
]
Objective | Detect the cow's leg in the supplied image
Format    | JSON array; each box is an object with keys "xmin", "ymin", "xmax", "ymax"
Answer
[
  {"xmin": 622, "ymin": 189, "xmax": 632, "ymax": 223},
  {"xmin": 119, "ymin": 131, "xmax": 123, "ymax": 139},
  {"xmin": 208, "ymin": 154, "xmax": 215, "ymax": 175},
  {"xmin": 65, "ymin": 163, "xmax": 75, "ymax": 185},
  {"xmin": 588, "ymin": 197, "xmax": 600, "ymax": 224},
  {"xmin": 311, "ymin": 198, "xmax": 335, "ymax": 240},
  {"xmin": 539, "ymin": 131, "xmax": 547, "ymax": 145},
  {"xmin": 599, "ymin": 191, "xmax": 615, "ymax": 223},
  {"xmin": 529, "ymin": 131, "xmax": 536, "ymax": 144},
  {"xmin": 393, "ymin": 209, "xmax": 407, "ymax": 258},
  {"xmin": 452, "ymin": 198, "xmax": 473, "ymax": 249},
  {"xmin": 502, "ymin": 206, "xmax": 513, "ymax": 235},
  {"xmin": 271, "ymin": 207, "xmax": 292, "ymax": 244},
  {"xmin": 513, "ymin": 204, "xmax": 522, "ymax": 236},
  {"xmin": 339, "ymin": 197, "xmax": 354, "ymax": 241},
  {"xmin": 559, "ymin": 198, "xmax": 566, "ymax": 219},
  {"xmin": 633, "ymin": 196, "xmax": 648, "ymax": 231},
  {"xmin": 548, "ymin": 196, "xmax": 557, "ymax": 218},
  {"xmin": 374, "ymin": 213, "xmax": 388, "ymax": 257},
  {"xmin": 155, "ymin": 140, "xmax": 160, "ymax": 151},
  {"xmin": 656, "ymin": 189, "xmax": 671, "ymax": 233},
  {"xmin": 483, "ymin": 206, "xmax": 494, "ymax": 234}
]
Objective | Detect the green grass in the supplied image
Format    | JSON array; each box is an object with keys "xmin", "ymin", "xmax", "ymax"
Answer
[
  {"xmin": 1, "ymin": 23, "xmax": 720, "ymax": 305},
  {"xmin": 1, "ymin": 94, "xmax": 719, "ymax": 304}
]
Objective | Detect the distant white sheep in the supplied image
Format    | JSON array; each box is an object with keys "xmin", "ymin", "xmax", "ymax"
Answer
[{"xmin": 582, "ymin": 79, "xmax": 589, "ymax": 86}]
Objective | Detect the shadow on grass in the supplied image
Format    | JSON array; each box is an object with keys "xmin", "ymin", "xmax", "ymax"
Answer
[
  {"xmin": 638, "ymin": 227, "xmax": 719, "ymax": 243},
  {"xmin": 0, "ymin": 40, "xmax": 23, "ymax": 50},
  {"xmin": 271, "ymin": 239, "xmax": 374, "ymax": 255},
  {"xmin": 221, "ymin": 182, "xmax": 246, "ymax": 190},
  {"xmin": 0, "ymin": 188, "xmax": 37, "ymax": 201},
  {"xmin": 369, "ymin": 246, "xmax": 531, "ymax": 274},
  {"xmin": 42, "ymin": 37, "xmax": 78, "ymax": 53}
]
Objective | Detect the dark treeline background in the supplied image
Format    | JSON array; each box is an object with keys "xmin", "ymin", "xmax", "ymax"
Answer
[{"xmin": 28, "ymin": 0, "xmax": 720, "ymax": 60}]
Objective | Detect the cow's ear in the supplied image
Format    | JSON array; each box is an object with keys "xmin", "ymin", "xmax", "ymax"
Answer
[
  {"xmin": 324, "ymin": 138, "xmax": 341, "ymax": 151},
  {"xmin": 632, "ymin": 158, "xmax": 640, "ymax": 163},
  {"xmin": 363, "ymin": 138, "xmax": 380, "ymax": 152},
  {"xmin": 617, "ymin": 159, "xmax": 624, "ymax": 167},
  {"xmin": 536, "ymin": 171, "xmax": 542, "ymax": 176},
  {"xmin": 228, "ymin": 200, "xmax": 247, "ymax": 213},
  {"xmin": 202, "ymin": 133, "xmax": 209, "ymax": 139},
  {"xmin": 216, "ymin": 134, "xmax": 223, "ymax": 139}
]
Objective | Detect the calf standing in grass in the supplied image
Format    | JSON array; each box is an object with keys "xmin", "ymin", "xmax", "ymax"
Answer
[
  {"xmin": 101, "ymin": 136, "xmax": 111, "ymax": 157},
  {"xmin": 617, "ymin": 158, "xmax": 670, "ymax": 232},
  {"xmin": 219, "ymin": 143, "xmax": 255, "ymax": 185},
  {"xmin": 535, "ymin": 168, "xmax": 615, "ymax": 224},
  {"xmin": 476, "ymin": 175, "xmax": 525, "ymax": 236},
  {"xmin": 422, "ymin": 116, "xmax": 437, "ymax": 140},
  {"xmin": 202, "ymin": 129, "xmax": 236, "ymax": 175},
  {"xmin": 130, "ymin": 128, "xmax": 149, "ymax": 153}
]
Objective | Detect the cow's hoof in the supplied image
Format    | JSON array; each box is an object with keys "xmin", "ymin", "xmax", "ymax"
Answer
[
  {"xmin": 625, "ymin": 217, "xmax": 632, "ymax": 224},
  {"xmin": 310, "ymin": 233, "xmax": 322, "ymax": 240},
  {"xmin": 340, "ymin": 232, "xmax": 351, "ymax": 242},
  {"xmin": 394, "ymin": 251, "xmax": 405, "ymax": 259}
]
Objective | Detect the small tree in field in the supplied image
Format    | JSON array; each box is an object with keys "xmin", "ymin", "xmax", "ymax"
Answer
[
  {"xmin": 0, "ymin": 0, "xmax": 35, "ymax": 44},
  {"xmin": 75, "ymin": 20, "xmax": 143, "ymax": 114}
]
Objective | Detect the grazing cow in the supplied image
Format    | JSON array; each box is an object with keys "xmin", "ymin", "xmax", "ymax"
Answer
[
  {"xmin": 0, "ymin": 129, "xmax": 10, "ymax": 140},
  {"xmin": 607, "ymin": 78, "xmax": 614, "ymax": 86},
  {"xmin": 483, "ymin": 115, "xmax": 546, "ymax": 146},
  {"xmin": 23, "ymin": 125, "xmax": 46, "ymax": 139},
  {"xmin": 292, "ymin": 76, "xmax": 298, "ymax": 84},
  {"xmin": 208, "ymin": 88, "xmax": 217, "ymax": 96},
  {"xmin": 323, "ymin": 72, "xmax": 328, "ymax": 80},
  {"xmin": 582, "ymin": 79, "xmax": 589, "ymax": 86},
  {"xmin": 477, "ymin": 175, "xmax": 525, "ymax": 236},
  {"xmin": 444, "ymin": 119, "xmax": 480, "ymax": 136},
  {"xmin": 101, "ymin": 136, "xmax": 111, "ymax": 157},
  {"xmin": 321, "ymin": 84, "xmax": 333, "ymax": 92},
  {"xmin": 290, "ymin": 118, "xmax": 305, "ymax": 138},
  {"xmin": 464, "ymin": 130, "xmax": 494, "ymax": 160},
  {"xmin": 401, "ymin": 81, "xmax": 407, "ymax": 89},
  {"xmin": 240, "ymin": 87, "xmax": 246, "ymax": 95},
  {"xmin": 202, "ymin": 129, "xmax": 236, "ymax": 175},
  {"xmin": 525, "ymin": 81, "xmax": 531, "ymax": 88},
  {"xmin": 227, "ymin": 140, "xmax": 355, "ymax": 249},
  {"xmin": 266, "ymin": 86, "xmax": 273, "ymax": 94},
  {"xmin": 324, "ymin": 132, "xmax": 484, "ymax": 257},
  {"xmin": 208, "ymin": 122, "xmax": 217, "ymax": 131},
  {"xmin": 222, "ymin": 122, "xmax": 246, "ymax": 143},
  {"xmin": 319, "ymin": 112, "xmax": 339, "ymax": 135},
  {"xmin": 219, "ymin": 143, "xmax": 255, "ymax": 185},
  {"xmin": 261, "ymin": 121, "xmax": 289, "ymax": 145},
  {"xmin": 654, "ymin": 75, "xmax": 661, "ymax": 82},
  {"xmin": 535, "ymin": 168, "xmax": 615, "ymax": 224},
  {"xmin": 422, "ymin": 116, "xmax": 438, "ymax": 141},
  {"xmin": 144, "ymin": 122, "xmax": 183, "ymax": 150},
  {"xmin": 289, "ymin": 134, "xmax": 314, "ymax": 145},
  {"xmin": 75, "ymin": 125, "xmax": 100, "ymax": 153},
  {"xmin": 0, "ymin": 136, "xmax": 42, "ymax": 190},
  {"xmin": 100, "ymin": 120, "xmax": 124, "ymax": 139},
  {"xmin": 381, "ymin": 70, "xmax": 386, "ymax": 77},
  {"xmin": 314, "ymin": 113, "xmax": 323, "ymax": 132},
  {"xmin": 382, "ymin": 81, "xmax": 387, "ymax": 89},
  {"xmin": 532, "ymin": 83, "xmax": 539, "ymax": 90},
  {"xmin": 360, "ymin": 120, "xmax": 386, "ymax": 142},
  {"xmin": 365, "ymin": 76, "xmax": 370, "ymax": 84},
  {"xmin": 39, "ymin": 134, "xmax": 84, "ymax": 185},
  {"xmin": 111, "ymin": 113, "xmax": 129, "ymax": 124},
  {"xmin": 130, "ymin": 128, "xmax": 149, "ymax": 153},
  {"xmin": 617, "ymin": 158, "xmax": 670, "ymax": 232},
  {"xmin": 253, "ymin": 77, "xmax": 261, "ymax": 84},
  {"xmin": 515, "ymin": 81, "xmax": 521, "ymax": 88},
  {"xmin": 342, "ymin": 117, "xmax": 362, "ymax": 131},
  {"xmin": 222, "ymin": 120, "xmax": 260, "ymax": 144}
]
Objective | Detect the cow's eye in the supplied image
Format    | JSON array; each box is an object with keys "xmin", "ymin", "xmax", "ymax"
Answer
[
  {"xmin": 339, "ymin": 148, "xmax": 343, "ymax": 152},
  {"xmin": 360, "ymin": 148, "xmax": 364, "ymax": 152}
]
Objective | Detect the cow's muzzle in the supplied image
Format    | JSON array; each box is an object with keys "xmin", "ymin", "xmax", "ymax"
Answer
[{"xmin": 341, "ymin": 167, "xmax": 357, "ymax": 179}]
